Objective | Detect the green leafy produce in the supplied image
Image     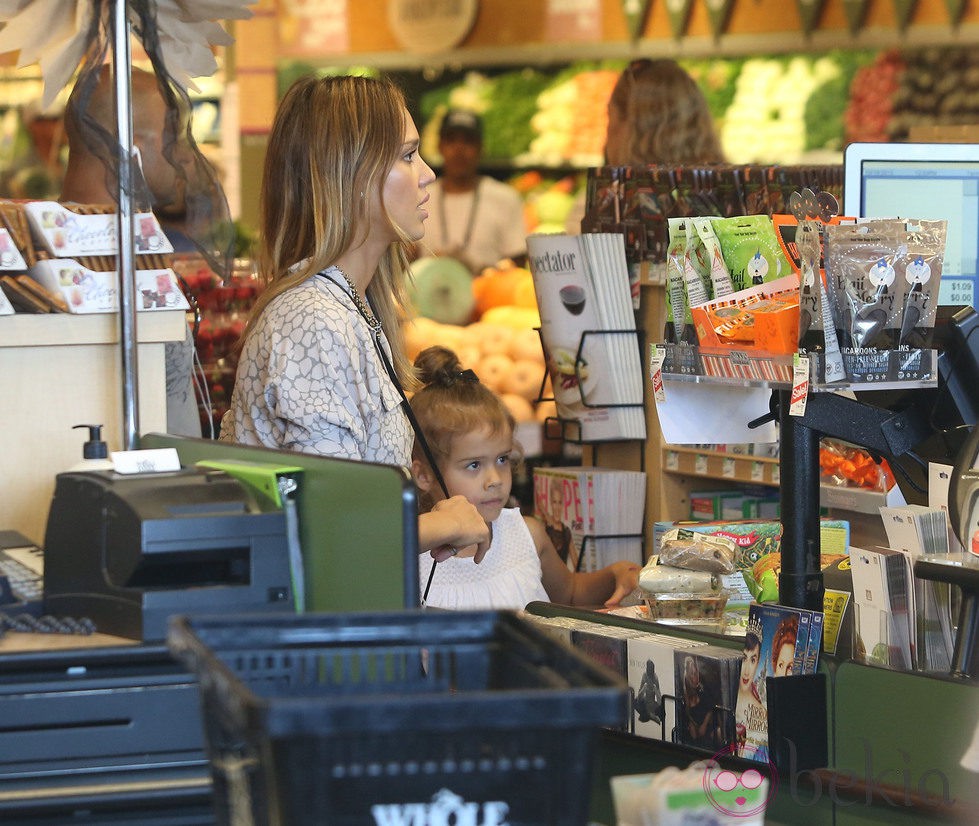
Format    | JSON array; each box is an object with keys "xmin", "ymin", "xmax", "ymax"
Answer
[
  {"xmin": 682, "ymin": 58, "xmax": 743, "ymax": 121},
  {"xmin": 804, "ymin": 50, "xmax": 875, "ymax": 151},
  {"xmin": 481, "ymin": 68, "xmax": 553, "ymax": 161}
]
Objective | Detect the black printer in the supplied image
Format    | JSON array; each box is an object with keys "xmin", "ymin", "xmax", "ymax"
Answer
[{"xmin": 43, "ymin": 467, "xmax": 294, "ymax": 640}]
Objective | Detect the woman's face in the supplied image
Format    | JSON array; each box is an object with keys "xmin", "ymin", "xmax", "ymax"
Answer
[
  {"xmin": 774, "ymin": 642, "xmax": 795, "ymax": 677},
  {"xmin": 740, "ymin": 645, "xmax": 759, "ymax": 688},
  {"xmin": 376, "ymin": 109, "xmax": 435, "ymax": 244}
]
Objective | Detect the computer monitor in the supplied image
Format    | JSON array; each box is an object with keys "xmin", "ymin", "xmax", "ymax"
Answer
[
  {"xmin": 138, "ymin": 433, "xmax": 421, "ymax": 611},
  {"xmin": 843, "ymin": 141, "xmax": 979, "ymax": 309}
]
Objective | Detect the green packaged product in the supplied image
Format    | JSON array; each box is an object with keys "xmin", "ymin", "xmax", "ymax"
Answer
[
  {"xmin": 691, "ymin": 216, "xmax": 735, "ymax": 299},
  {"xmin": 711, "ymin": 215, "xmax": 793, "ymax": 291},
  {"xmin": 665, "ymin": 217, "xmax": 698, "ymax": 344}
]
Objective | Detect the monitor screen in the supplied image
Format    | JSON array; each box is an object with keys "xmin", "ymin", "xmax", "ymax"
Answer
[{"xmin": 843, "ymin": 142, "xmax": 979, "ymax": 310}]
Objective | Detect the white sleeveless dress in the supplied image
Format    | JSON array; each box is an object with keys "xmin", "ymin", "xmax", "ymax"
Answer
[{"xmin": 419, "ymin": 508, "xmax": 550, "ymax": 610}]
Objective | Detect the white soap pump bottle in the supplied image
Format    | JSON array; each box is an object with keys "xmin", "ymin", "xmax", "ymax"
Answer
[{"xmin": 69, "ymin": 424, "xmax": 114, "ymax": 471}]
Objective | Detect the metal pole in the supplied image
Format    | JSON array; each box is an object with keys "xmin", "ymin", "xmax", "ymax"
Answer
[
  {"xmin": 111, "ymin": 0, "xmax": 139, "ymax": 449},
  {"xmin": 777, "ymin": 389, "xmax": 824, "ymax": 611}
]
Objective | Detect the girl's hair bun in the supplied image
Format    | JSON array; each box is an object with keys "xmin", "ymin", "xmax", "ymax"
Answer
[{"xmin": 415, "ymin": 345, "xmax": 475, "ymax": 388}]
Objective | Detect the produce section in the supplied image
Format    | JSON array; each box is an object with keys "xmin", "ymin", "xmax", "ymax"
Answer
[{"xmin": 405, "ymin": 45, "xmax": 979, "ymax": 174}]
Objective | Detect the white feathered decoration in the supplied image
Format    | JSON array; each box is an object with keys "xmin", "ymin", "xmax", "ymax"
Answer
[{"xmin": 0, "ymin": 0, "xmax": 256, "ymax": 107}]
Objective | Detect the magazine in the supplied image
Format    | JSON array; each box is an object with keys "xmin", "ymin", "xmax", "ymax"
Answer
[{"xmin": 527, "ymin": 232, "xmax": 646, "ymax": 442}]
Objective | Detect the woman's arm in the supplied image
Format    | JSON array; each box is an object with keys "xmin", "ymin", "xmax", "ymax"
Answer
[{"xmin": 420, "ymin": 496, "xmax": 491, "ymax": 562}]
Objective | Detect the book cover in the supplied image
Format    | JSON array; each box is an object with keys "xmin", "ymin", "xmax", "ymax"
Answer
[
  {"xmin": 735, "ymin": 603, "xmax": 814, "ymax": 762},
  {"xmin": 804, "ymin": 611, "xmax": 825, "ymax": 674},
  {"xmin": 626, "ymin": 633, "xmax": 708, "ymax": 743},
  {"xmin": 533, "ymin": 466, "xmax": 586, "ymax": 572},
  {"xmin": 572, "ymin": 622, "xmax": 644, "ymax": 732},
  {"xmin": 673, "ymin": 645, "xmax": 742, "ymax": 753},
  {"xmin": 527, "ymin": 232, "xmax": 645, "ymax": 442}
]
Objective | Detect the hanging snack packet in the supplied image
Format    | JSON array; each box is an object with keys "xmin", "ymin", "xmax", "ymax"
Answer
[
  {"xmin": 683, "ymin": 217, "xmax": 715, "ymax": 314},
  {"xmin": 899, "ymin": 219, "xmax": 946, "ymax": 349},
  {"xmin": 712, "ymin": 214, "xmax": 793, "ymax": 291},
  {"xmin": 797, "ymin": 219, "xmax": 846, "ymax": 381},
  {"xmin": 825, "ymin": 220, "xmax": 905, "ymax": 351},
  {"xmin": 665, "ymin": 218, "xmax": 697, "ymax": 344},
  {"xmin": 691, "ymin": 216, "xmax": 735, "ymax": 299}
]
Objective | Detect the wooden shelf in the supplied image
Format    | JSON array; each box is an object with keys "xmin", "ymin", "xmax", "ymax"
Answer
[{"xmin": 662, "ymin": 446, "xmax": 780, "ymax": 487}]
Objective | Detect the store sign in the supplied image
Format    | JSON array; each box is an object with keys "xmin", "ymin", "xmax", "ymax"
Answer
[
  {"xmin": 665, "ymin": 0, "xmax": 694, "ymax": 39},
  {"xmin": 279, "ymin": 0, "xmax": 349, "ymax": 56},
  {"xmin": 703, "ymin": 0, "xmax": 734, "ymax": 40},
  {"xmin": 388, "ymin": 0, "xmax": 478, "ymax": 53},
  {"xmin": 621, "ymin": 0, "xmax": 652, "ymax": 41},
  {"xmin": 892, "ymin": 0, "xmax": 918, "ymax": 31},
  {"xmin": 795, "ymin": 0, "xmax": 826, "ymax": 37},
  {"xmin": 841, "ymin": 0, "xmax": 869, "ymax": 34},
  {"xmin": 945, "ymin": 0, "xmax": 966, "ymax": 25},
  {"xmin": 546, "ymin": 0, "xmax": 603, "ymax": 42}
]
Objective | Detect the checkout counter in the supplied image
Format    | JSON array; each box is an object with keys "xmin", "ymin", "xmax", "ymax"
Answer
[{"xmin": 0, "ymin": 434, "xmax": 420, "ymax": 824}]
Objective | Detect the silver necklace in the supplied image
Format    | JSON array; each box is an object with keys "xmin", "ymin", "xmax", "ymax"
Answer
[{"xmin": 333, "ymin": 266, "xmax": 381, "ymax": 335}]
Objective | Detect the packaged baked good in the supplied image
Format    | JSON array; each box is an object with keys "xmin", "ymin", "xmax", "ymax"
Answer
[{"xmin": 658, "ymin": 527, "xmax": 737, "ymax": 574}]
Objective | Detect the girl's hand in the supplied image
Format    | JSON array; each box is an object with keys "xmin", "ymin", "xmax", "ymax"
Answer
[
  {"xmin": 427, "ymin": 496, "xmax": 490, "ymax": 563},
  {"xmin": 603, "ymin": 560, "xmax": 641, "ymax": 607}
]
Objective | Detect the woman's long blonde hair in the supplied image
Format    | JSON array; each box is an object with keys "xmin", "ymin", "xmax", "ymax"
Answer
[
  {"xmin": 240, "ymin": 74, "xmax": 417, "ymax": 389},
  {"xmin": 608, "ymin": 59, "xmax": 725, "ymax": 167}
]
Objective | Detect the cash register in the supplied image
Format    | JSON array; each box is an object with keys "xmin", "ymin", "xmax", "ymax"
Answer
[{"xmin": 42, "ymin": 466, "xmax": 295, "ymax": 641}]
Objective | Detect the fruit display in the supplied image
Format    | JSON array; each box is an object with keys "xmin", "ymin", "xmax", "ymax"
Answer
[
  {"xmin": 844, "ymin": 49, "xmax": 905, "ymax": 143},
  {"xmin": 172, "ymin": 255, "xmax": 262, "ymax": 437},
  {"xmin": 885, "ymin": 46, "xmax": 979, "ymax": 141},
  {"xmin": 404, "ymin": 257, "xmax": 552, "ymax": 431}
]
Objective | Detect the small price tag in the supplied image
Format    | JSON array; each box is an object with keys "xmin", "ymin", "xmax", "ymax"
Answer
[
  {"xmin": 649, "ymin": 344, "xmax": 666, "ymax": 402},
  {"xmin": 790, "ymin": 353, "xmax": 810, "ymax": 417},
  {"xmin": 722, "ymin": 457, "xmax": 735, "ymax": 478},
  {"xmin": 665, "ymin": 450, "xmax": 679, "ymax": 471},
  {"xmin": 751, "ymin": 461, "xmax": 765, "ymax": 482},
  {"xmin": 695, "ymin": 454, "xmax": 709, "ymax": 475}
]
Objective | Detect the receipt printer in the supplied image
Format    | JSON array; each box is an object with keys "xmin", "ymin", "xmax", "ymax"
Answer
[{"xmin": 43, "ymin": 468, "xmax": 294, "ymax": 641}]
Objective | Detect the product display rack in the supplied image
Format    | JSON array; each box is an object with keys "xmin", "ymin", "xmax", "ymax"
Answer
[{"xmin": 526, "ymin": 601, "xmax": 979, "ymax": 826}]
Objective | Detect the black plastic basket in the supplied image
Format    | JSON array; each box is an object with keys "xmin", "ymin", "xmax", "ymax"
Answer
[{"xmin": 168, "ymin": 609, "xmax": 628, "ymax": 826}]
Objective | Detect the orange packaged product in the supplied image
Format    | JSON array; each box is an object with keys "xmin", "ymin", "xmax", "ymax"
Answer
[{"xmin": 751, "ymin": 293, "xmax": 801, "ymax": 354}]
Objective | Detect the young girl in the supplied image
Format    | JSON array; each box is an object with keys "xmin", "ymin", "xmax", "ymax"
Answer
[{"xmin": 409, "ymin": 346, "xmax": 640, "ymax": 610}]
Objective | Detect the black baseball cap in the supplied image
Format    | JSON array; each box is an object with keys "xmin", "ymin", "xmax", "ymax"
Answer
[{"xmin": 439, "ymin": 109, "xmax": 483, "ymax": 142}]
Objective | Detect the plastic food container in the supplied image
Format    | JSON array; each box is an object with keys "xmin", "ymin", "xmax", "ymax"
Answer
[{"xmin": 642, "ymin": 592, "xmax": 730, "ymax": 631}]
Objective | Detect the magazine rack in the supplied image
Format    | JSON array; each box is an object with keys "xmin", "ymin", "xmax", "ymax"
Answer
[
  {"xmin": 537, "ymin": 328, "xmax": 646, "ymax": 444},
  {"xmin": 575, "ymin": 533, "xmax": 645, "ymax": 572}
]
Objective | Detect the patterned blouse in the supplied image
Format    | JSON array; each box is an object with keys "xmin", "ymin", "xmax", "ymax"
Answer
[{"xmin": 219, "ymin": 268, "xmax": 413, "ymax": 468}]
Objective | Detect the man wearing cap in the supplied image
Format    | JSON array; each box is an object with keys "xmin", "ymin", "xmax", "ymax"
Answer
[{"xmin": 421, "ymin": 109, "xmax": 528, "ymax": 274}]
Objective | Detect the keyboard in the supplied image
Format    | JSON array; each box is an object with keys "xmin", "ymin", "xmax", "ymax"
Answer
[{"xmin": 0, "ymin": 530, "xmax": 43, "ymax": 605}]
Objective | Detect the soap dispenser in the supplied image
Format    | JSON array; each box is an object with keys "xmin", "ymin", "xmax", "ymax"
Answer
[{"xmin": 69, "ymin": 424, "xmax": 114, "ymax": 471}]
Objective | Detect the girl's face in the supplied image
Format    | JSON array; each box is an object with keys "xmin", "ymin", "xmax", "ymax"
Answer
[
  {"xmin": 774, "ymin": 642, "xmax": 795, "ymax": 677},
  {"xmin": 740, "ymin": 645, "xmax": 759, "ymax": 688},
  {"xmin": 439, "ymin": 424, "xmax": 514, "ymax": 524},
  {"xmin": 375, "ymin": 108, "xmax": 436, "ymax": 244}
]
